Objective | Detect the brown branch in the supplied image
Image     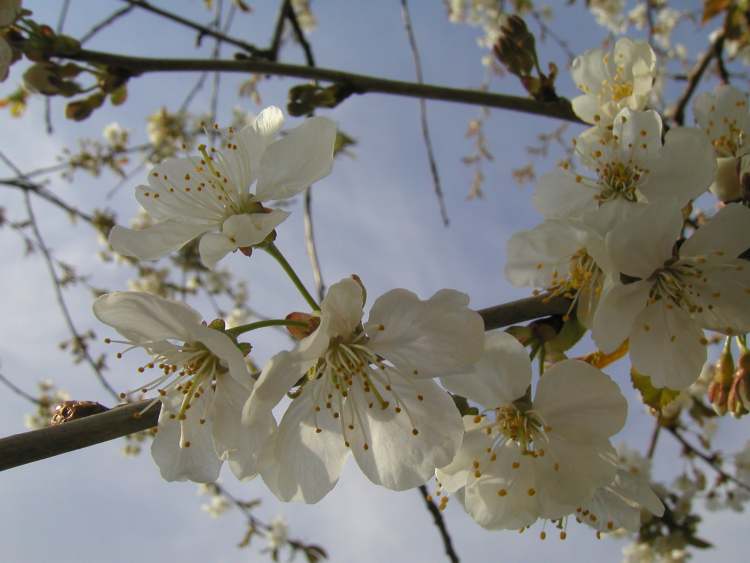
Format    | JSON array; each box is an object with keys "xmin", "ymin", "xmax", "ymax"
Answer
[
  {"xmin": 0, "ymin": 178, "xmax": 96, "ymax": 225},
  {"xmin": 0, "ymin": 400, "xmax": 158, "ymax": 471},
  {"xmin": 0, "ymin": 294, "xmax": 569, "ymax": 471},
  {"xmin": 62, "ymin": 49, "xmax": 582, "ymax": 122},
  {"xmin": 400, "ymin": 0, "xmax": 449, "ymax": 226},
  {"xmin": 120, "ymin": 0, "xmax": 270, "ymax": 58},
  {"xmin": 418, "ymin": 485, "xmax": 459, "ymax": 563},
  {"xmin": 668, "ymin": 32, "xmax": 725, "ymax": 126},
  {"xmin": 667, "ymin": 426, "xmax": 750, "ymax": 493},
  {"xmin": 267, "ymin": 0, "xmax": 290, "ymax": 62}
]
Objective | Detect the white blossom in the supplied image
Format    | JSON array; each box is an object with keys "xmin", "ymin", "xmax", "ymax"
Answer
[
  {"xmin": 593, "ymin": 204, "xmax": 750, "ymax": 389},
  {"xmin": 93, "ymin": 291, "xmax": 273, "ymax": 482},
  {"xmin": 111, "ymin": 107, "xmax": 337, "ymax": 269},
  {"xmin": 570, "ymin": 38, "xmax": 657, "ymax": 128},
  {"xmin": 242, "ymin": 277, "xmax": 484, "ymax": 503},
  {"xmin": 266, "ymin": 516, "xmax": 288, "ymax": 549},
  {"xmin": 437, "ymin": 332, "xmax": 628, "ymax": 530},
  {"xmin": 534, "ymin": 109, "xmax": 715, "ymax": 235},
  {"xmin": 588, "ymin": 0, "xmax": 627, "ymax": 34}
]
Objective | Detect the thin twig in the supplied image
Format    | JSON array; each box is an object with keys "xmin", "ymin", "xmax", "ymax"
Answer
[
  {"xmin": 63, "ymin": 49, "xmax": 583, "ymax": 123},
  {"xmin": 0, "ymin": 294, "xmax": 570, "ymax": 471},
  {"xmin": 120, "ymin": 0, "xmax": 269, "ymax": 58},
  {"xmin": 669, "ymin": 32, "xmax": 725, "ymax": 126},
  {"xmin": 400, "ymin": 0, "xmax": 449, "ymax": 226},
  {"xmin": 56, "ymin": 0, "xmax": 71, "ymax": 32},
  {"xmin": 0, "ymin": 177, "xmax": 96, "ymax": 225},
  {"xmin": 646, "ymin": 417, "xmax": 661, "ymax": 460},
  {"xmin": 418, "ymin": 485, "xmax": 459, "ymax": 563},
  {"xmin": 22, "ymin": 191, "xmax": 119, "ymax": 400},
  {"xmin": 668, "ymin": 427, "xmax": 750, "ymax": 493},
  {"xmin": 0, "ymin": 371, "xmax": 42, "ymax": 405},
  {"xmin": 268, "ymin": 0, "xmax": 291, "ymax": 61},
  {"xmin": 284, "ymin": 0, "xmax": 314, "ymax": 65},
  {"xmin": 208, "ymin": 0, "xmax": 229, "ymax": 141},
  {"xmin": 80, "ymin": 6, "xmax": 135, "ymax": 45}
]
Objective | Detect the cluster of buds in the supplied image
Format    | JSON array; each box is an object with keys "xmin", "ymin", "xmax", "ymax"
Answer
[
  {"xmin": 707, "ymin": 341, "xmax": 750, "ymax": 418},
  {"xmin": 492, "ymin": 15, "xmax": 557, "ymax": 101},
  {"xmin": 728, "ymin": 351, "xmax": 750, "ymax": 418}
]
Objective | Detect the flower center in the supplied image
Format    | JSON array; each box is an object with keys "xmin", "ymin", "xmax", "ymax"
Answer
[
  {"xmin": 495, "ymin": 405, "xmax": 546, "ymax": 454},
  {"xmin": 597, "ymin": 160, "xmax": 643, "ymax": 203},
  {"xmin": 546, "ymin": 248, "xmax": 604, "ymax": 319},
  {"xmin": 712, "ymin": 123, "xmax": 744, "ymax": 158},
  {"xmin": 648, "ymin": 260, "xmax": 703, "ymax": 313}
]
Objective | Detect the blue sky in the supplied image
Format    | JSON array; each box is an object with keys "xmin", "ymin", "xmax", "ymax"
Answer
[{"xmin": 0, "ymin": 2, "xmax": 747, "ymax": 562}]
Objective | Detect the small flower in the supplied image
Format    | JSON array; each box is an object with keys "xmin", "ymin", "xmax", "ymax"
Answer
[
  {"xmin": 94, "ymin": 291, "xmax": 273, "ymax": 482},
  {"xmin": 694, "ymin": 84, "xmax": 750, "ymax": 201},
  {"xmin": 504, "ymin": 218, "xmax": 610, "ymax": 326},
  {"xmin": 103, "ymin": 122, "xmax": 129, "ymax": 149},
  {"xmin": 570, "ymin": 38, "xmax": 656, "ymax": 128},
  {"xmin": 266, "ymin": 516, "xmax": 288, "ymax": 550},
  {"xmin": 593, "ymin": 204, "xmax": 750, "ymax": 389},
  {"xmin": 437, "ymin": 331, "xmax": 628, "ymax": 530},
  {"xmin": 243, "ymin": 277, "xmax": 484, "ymax": 502},
  {"xmin": 534, "ymin": 109, "xmax": 715, "ymax": 235},
  {"xmin": 110, "ymin": 107, "xmax": 337, "ymax": 268}
]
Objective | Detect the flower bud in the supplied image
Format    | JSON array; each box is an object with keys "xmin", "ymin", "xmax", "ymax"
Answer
[
  {"xmin": 728, "ymin": 352, "xmax": 750, "ymax": 417},
  {"xmin": 285, "ymin": 312, "xmax": 320, "ymax": 340},
  {"xmin": 493, "ymin": 15, "xmax": 538, "ymax": 78},
  {"xmin": 708, "ymin": 347, "xmax": 735, "ymax": 416},
  {"xmin": 22, "ymin": 63, "xmax": 61, "ymax": 95},
  {"xmin": 709, "ymin": 156, "xmax": 742, "ymax": 202}
]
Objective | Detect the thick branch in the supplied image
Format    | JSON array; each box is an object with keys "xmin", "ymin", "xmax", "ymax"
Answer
[
  {"xmin": 63, "ymin": 49, "xmax": 582, "ymax": 122},
  {"xmin": 0, "ymin": 295, "xmax": 569, "ymax": 471}
]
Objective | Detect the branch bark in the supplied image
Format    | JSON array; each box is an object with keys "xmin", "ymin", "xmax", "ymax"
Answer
[
  {"xmin": 62, "ymin": 49, "xmax": 582, "ymax": 122},
  {"xmin": 0, "ymin": 294, "xmax": 570, "ymax": 472}
]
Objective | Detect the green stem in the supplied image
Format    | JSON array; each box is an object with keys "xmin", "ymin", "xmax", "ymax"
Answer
[
  {"xmin": 261, "ymin": 242, "xmax": 321, "ymax": 311},
  {"xmin": 227, "ymin": 318, "xmax": 309, "ymax": 337}
]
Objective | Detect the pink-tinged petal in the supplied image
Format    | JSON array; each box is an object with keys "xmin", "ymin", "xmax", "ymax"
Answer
[
  {"xmin": 689, "ymin": 259, "xmax": 750, "ymax": 335},
  {"xmin": 680, "ymin": 204, "xmax": 750, "ymax": 259},
  {"xmin": 151, "ymin": 391, "xmax": 221, "ymax": 483},
  {"xmin": 366, "ymin": 288, "xmax": 484, "ymax": 378},
  {"xmin": 533, "ymin": 171, "xmax": 597, "ymax": 220},
  {"xmin": 441, "ymin": 331, "xmax": 531, "ymax": 408},
  {"xmin": 264, "ymin": 380, "xmax": 349, "ymax": 503},
  {"xmin": 110, "ymin": 220, "xmax": 212, "ymax": 262},
  {"xmin": 93, "ymin": 291, "xmax": 201, "ymax": 344},
  {"xmin": 255, "ymin": 117, "xmax": 337, "ymax": 201},
  {"xmin": 630, "ymin": 302, "xmax": 707, "ymax": 389},
  {"xmin": 534, "ymin": 360, "xmax": 627, "ymax": 441},
  {"xmin": 592, "ymin": 280, "xmax": 651, "ymax": 353},
  {"xmin": 320, "ymin": 277, "xmax": 364, "ymax": 338},
  {"xmin": 348, "ymin": 371, "xmax": 462, "ymax": 490},
  {"xmin": 642, "ymin": 127, "xmax": 715, "ymax": 206},
  {"xmin": 604, "ymin": 203, "xmax": 682, "ymax": 279}
]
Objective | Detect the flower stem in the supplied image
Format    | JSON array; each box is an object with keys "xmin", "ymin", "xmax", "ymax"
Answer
[
  {"xmin": 227, "ymin": 318, "xmax": 309, "ymax": 337},
  {"xmin": 261, "ymin": 242, "xmax": 321, "ymax": 311}
]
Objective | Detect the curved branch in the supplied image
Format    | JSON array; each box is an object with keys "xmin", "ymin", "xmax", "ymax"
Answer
[
  {"xmin": 62, "ymin": 49, "xmax": 582, "ymax": 122},
  {"xmin": 0, "ymin": 294, "xmax": 570, "ymax": 472}
]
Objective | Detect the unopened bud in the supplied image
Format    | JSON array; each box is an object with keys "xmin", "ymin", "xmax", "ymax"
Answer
[
  {"xmin": 286, "ymin": 312, "xmax": 320, "ymax": 340},
  {"xmin": 728, "ymin": 353, "xmax": 750, "ymax": 417},
  {"xmin": 22, "ymin": 63, "xmax": 61, "ymax": 95},
  {"xmin": 493, "ymin": 15, "xmax": 537, "ymax": 78},
  {"xmin": 708, "ymin": 348, "xmax": 735, "ymax": 416},
  {"xmin": 208, "ymin": 318, "xmax": 226, "ymax": 331},
  {"xmin": 238, "ymin": 342, "xmax": 253, "ymax": 357}
]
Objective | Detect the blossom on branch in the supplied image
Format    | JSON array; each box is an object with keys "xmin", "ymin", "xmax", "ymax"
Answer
[
  {"xmin": 110, "ymin": 107, "xmax": 337, "ymax": 269},
  {"xmin": 241, "ymin": 277, "xmax": 484, "ymax": 503},
  {"xmin": 94, "ymin": 291, "xmax": 273, "ymax": 483}
]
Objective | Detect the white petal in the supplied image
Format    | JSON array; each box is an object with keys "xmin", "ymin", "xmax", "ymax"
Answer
[
  {"xmin": 686, "ymin": 259, "xmax": 750, "ymax": 335},
  {"xmin": 534, "ymin": 360, "xmax": 627, "ymax": 441},
  {"xmin": 610, "ymin": 468, "xmax": 664, "ymax": 518},
  {"xmin": 93, "ymin": 291, "xmax": 201, "ymax": 344},
  {"xmin": 436, "ymin": 417, "xmax": 492, "ymax": 493},
  {"xmin": 253, "ymin": 106, "xmax": 285, "ymax": 136},
  {"xmin": 592, "ymin": 280, "xmax": 650, "ymax": 353},
  {"xmin": 320, "ymin": 277, "xmax": 364, "ymax": 338},
  {"xmin": 680, "ymin": 203, "xmax": 750, "ymax": 259},
  {"xmin": 151, "ymin": 392, "xmax": 221, "ymax": 483},
  {"xmin": 642, "ymin": 127, "xmax": 716, "ymax": 205},
  {"xmin": 533, "ymin": 171, "xmax": 597, "ymax": 220},
  {"xmin": 243, "ymin": 351, "xmax": 309, "ymax": 425},
  {"xmin": 211, "ymin": 375, "xmax": 251, "ymax": 459},
  {"xmin": 630, "ymin": 302, "xmax": 707, "ymax": 389},
  {"xmin": 265, "ymin": 380, "xmax": 350, "ymax": 503},
  {"xmin": 110, "ymin": 221, "xmax": 212, "ymax": 262},
  {"xmin": 604, "ymin": 203, "xmax": 682, "ymax": 279},
  {"xmin": 441, "ymin": 331, "xmax": 531, "ymax": 407},
  {"xmin": 367, "ymin": 288, "xmax": 484, "ymax": 378},
  {"xmin": 612, "ymin": 109, "xmax": 663, "ymax": 167},
  {"xmin": 198, "ymin": 232, "xmax": 236, "ymax": 269},
  {"xmin": 224, "ymin": 209, "xmax": 290, "ymax": 247},
  {"xmin": 348, "ymin": 371, "xmax": 462, "ymax": 490},
  {"xmin": 191, "ymin": 324, "xmax": 250, "ymax": 385},
  {"xmin": 255, "ymin": 117, "xmax": 337, "ymax": 201}
]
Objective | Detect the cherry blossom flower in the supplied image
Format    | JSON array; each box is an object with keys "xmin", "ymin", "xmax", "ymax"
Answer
[
  {"xmin": 570, "ymin": 38, "xmax": 656, "ymax": 127},
  {"xmin": 694, "ymin": 84, "xmax": 750, "ymax": 201},
  {"xmin": 437, "ymin": 331, "xmax": 627, "ymax": 530},
  {"xmin": 505, "ymin": 218, "xmax": 611, "ymax": 326},
  {"xmin": 110, "ymin": 107, "xmax": 337, "ymax": 268},
  {"xmin": 94, "ymin": 291, "xmax": 273, "ymax": 482},
  {"xmin": 534, "ymin": 109, "xmax": 715, "ymax": 235},
  {"xmin": 593, "ymin": 203, "xmax": 750, "ymax": 389},
  {"xmin": 242, "ymin": 277, "xmax": 484, "ymax": 503}
]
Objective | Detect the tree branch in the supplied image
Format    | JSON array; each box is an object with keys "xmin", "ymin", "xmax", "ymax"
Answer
[
  {"xmin": 0, "ymin": 294, "xmax": 570, "ymax": 471},
  {"xmin": 417, "ymin": 485, "xmax": 459, "ymax": 563},
  {"xmin": 61, "ymin": 49, "xmax": 582, "ymax": 122}
]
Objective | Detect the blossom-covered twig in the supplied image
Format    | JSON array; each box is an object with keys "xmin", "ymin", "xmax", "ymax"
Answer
[{"xmin": 62, "ymin": 49, "xmax": 583, "ymax": 122}]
